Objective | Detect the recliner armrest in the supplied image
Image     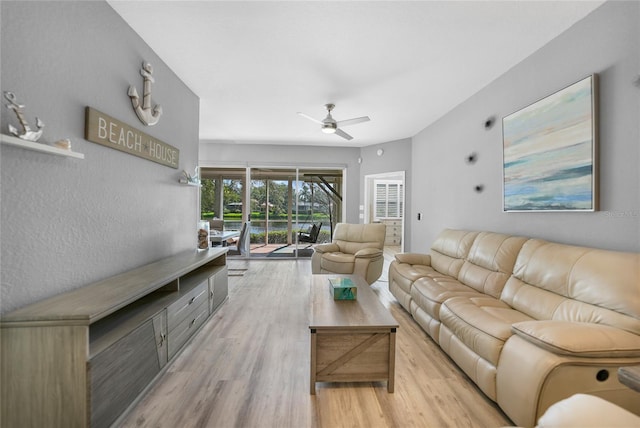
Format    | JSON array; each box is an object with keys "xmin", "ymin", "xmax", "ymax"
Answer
[
  {"xmin": 354, "ymin": 248, "xmax": 383, "ymax": 259},
  {"xmin": 512, "ymin": 320, "xmax": 640, "ymax": 358},
  {"xmin": 314, "ymin": 243, "xmax": 340, "ymax": 254},
  {"xmin": 394, "ymin": 252, "xmax": 431, "ymax": 266},
  {"xmin": 536, "ymin": 393, "xmax": 640, "ymax": 427}
]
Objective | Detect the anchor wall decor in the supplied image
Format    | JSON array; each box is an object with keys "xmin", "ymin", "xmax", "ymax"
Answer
[
  {"xmin": 3, "ymin": 91, "xmax": 45, "ymax": 142},
  {"xmin": 128, "ymin": 61, "xmax": 163, "ymax": 126}
]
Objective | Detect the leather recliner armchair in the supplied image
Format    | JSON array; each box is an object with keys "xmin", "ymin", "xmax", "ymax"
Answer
[{"xmin": 311, "ymin": 223, "xmax": 386, "ymax": 285}]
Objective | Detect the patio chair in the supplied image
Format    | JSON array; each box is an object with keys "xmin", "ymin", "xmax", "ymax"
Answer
[
  {"xmin": 209, "ymin": 218, "xmax": 224, "ymax": 231},
  {"xmin": 298, "ymin": 222, "xmax": 322, "ymax": 247},
  {"xmin": 227, "ymin": 221, "xmax": 250, "ymax": 256}
]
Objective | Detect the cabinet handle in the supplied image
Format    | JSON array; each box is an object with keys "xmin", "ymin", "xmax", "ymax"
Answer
[
  {"xmin": 190, "ymin": 312, "xmax": 205, "ymax": 328},
  {"xmin": 210, "ymin": 290, "xmax": 214, "ymax": 299},
  {"xmin": 189, "ymin": 296, "xmax": 196, "ymax": 305},
  {"xmin": 159, "ymin": 333, "xmax": 166, "ymax": 347}
]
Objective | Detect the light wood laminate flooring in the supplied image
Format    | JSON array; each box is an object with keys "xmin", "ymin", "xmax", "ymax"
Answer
[{"xmin": 121, "ymin": 256, "xmax": 511, "ymax": 428}]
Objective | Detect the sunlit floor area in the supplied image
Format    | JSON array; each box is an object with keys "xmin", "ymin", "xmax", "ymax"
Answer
[
  {"xmin": 247, "ymin": 243, "xmax": 316, "ymax": 258},
  {"xmin": 225, "ymin": 244, "xmax": 402, "ymax": 259},
  {"xmin": 120, "ymin": 250, "xmax": 510, "ymax": 428}
]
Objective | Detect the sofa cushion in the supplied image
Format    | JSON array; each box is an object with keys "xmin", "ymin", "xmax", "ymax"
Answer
[
  {"xmin": 320, "ymin": 252, "xmax": 355, "ymax": 274},
  {"xmin": 394, "ymin": 252, "xmax": 431, "ymax": 266},
  {"xmin": 512, "ymin": 320, "xmax": 640, "ymax": 358},
  {"xmin": 458, "ymin": 232, "xmax": 528, "ymax": 298},
  {"xmin": 388, "ymin": 260, "xmax": 433, "ymax": 312},
  {"xmin": 411, "ymin": 275, "xmax": 481, "ymax": 321},
  {"xmin": 430, "ymin": 229, "xmax": 479, "ymax": 278},
  {"xmin": 334, "ymin": 222, "xmax": 386, "ymax": 254},
  {"xmin": 440, "ymin": 296, "xmax": 534, "ymax": 365},
  {"xmin": 501, "ymin": 239, "xmax": 640, "ymax": 335},
  {"xmin": 387, "ymin": 229, "xmax": 479, "ymax": 315},
  {"xmin": 391, "ymin": 263, "xmax": 437, "ymax": 286}
]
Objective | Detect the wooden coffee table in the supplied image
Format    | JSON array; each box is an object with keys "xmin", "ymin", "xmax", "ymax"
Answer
[{"xmin": 309, "ymin": 274, "xmax": 399, "ymax": 394}]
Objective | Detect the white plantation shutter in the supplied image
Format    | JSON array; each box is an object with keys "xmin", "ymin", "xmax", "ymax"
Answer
[
  {"xmin": 375, "ymin": 183, "xmax": 387, "ymax": 218},
  {"xmin": 374, "ymin": 180, "xmax": 403, "ymax": 219},
  {"xmin": 388, "ymin": 183, "xmax": 398, "ymax": 217}
]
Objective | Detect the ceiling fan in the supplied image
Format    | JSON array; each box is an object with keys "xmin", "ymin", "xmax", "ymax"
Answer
[{"xmin": 297, "ymin": 103, "xmax": 370, "ymax": 141}]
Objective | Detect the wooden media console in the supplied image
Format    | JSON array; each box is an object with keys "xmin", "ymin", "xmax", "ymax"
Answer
[{"xmin": 1, "ymin": 247, "xmax": 228, "ymax": 428}]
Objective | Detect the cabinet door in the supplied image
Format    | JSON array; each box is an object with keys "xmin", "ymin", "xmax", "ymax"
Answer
[
  {"xmin": 209, "ymin": 266, "xmax": 228, "ymax": 313},
  {"xmin": 90, "ymin": 320, "xmax": 160, "ymax": 428}
]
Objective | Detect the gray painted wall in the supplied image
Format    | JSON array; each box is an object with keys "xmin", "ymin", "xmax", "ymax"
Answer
[
  {"xmin": 199, "ymin": 142, "xmax": 362, "ymax": 223},
  {"xmin": 1, "ymin": 1, "xmax": 200, "ymax": 314},
  {"xmin": 359, "ymin": 138, "xmax": 413, "ymax": 248},
  {"xmin": 411, "ymin": 1, "xmax": 639, "ymax": 253}
]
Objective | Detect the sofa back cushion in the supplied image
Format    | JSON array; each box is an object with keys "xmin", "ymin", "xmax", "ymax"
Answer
[
  {"xmin": 458, "ymin": 232, "xmax": 528, "ymax": 298},
  {"xmin": 501, "ymin": 239, "xmax": 640, "ymax": 334},
  {"xmin": 430, "ymin": 229, "xmax": 479, "ymax": 278},
  {"xmin": 333, "ymin": 222, "xmax": 386, "ymax": 255}
]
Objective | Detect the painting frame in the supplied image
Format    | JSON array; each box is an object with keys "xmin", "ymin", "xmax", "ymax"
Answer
[{"xmin": 502, "ymin": 74, "xmax": 599, "ymax": 212}]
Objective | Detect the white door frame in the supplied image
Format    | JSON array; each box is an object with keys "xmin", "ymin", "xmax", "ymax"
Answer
[{"xmin": 363, "ymin": 170, "xmax": 405, "ymax": 252}]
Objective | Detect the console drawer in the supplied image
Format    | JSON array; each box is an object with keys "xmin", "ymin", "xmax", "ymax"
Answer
[
  {"xmin": 167, "ymin": 281, "xmax": 208, "ymax": 331},
  {"xmin": 167, "ymin": 299, "xmax": 209, "ymax": 358}
]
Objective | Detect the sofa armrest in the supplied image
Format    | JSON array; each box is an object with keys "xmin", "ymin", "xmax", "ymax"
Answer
[
  {"xmin": 536, "ymin": 393, "xmax": 640, "ymax": 427},
  {"xmin": 314, "ymin": 243, "xmax": 340, "ymax": 254},
  {"xmin": 394, "ymin": 252, "xmax": 431, "ymax": 266},
  {"xmin": 512, "ymin": 320, "xmax": 640, "ymax": 358},
  {"xmin": 354, "ymin": 248, "xmax": 383, "ymax": 259}
]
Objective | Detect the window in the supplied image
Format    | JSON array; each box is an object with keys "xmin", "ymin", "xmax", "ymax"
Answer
[
  {"xmin": 200, "ymin": 168, "xmax": 246, "ymax": 224},
  {"xmin": 374, "ymin": 180, "xmax": 403, "ymax": 219}
]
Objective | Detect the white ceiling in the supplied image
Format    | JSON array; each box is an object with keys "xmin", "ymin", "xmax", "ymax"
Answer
[{"xmin": 108, "ymin": 0, "xmax": 604, "ymax": 147}]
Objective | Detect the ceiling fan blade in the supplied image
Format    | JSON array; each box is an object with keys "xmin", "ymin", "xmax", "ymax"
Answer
[
  {"xmin": 297, "ymin": 112, "xmax": 323, "ymax": 125},
  {"xmin": 336, "ymin": 116, "xmax": 370, "ymax": 128},
  {"xmin": 335, "ymin": 128, "xmax": 353, "ymax": 141}
]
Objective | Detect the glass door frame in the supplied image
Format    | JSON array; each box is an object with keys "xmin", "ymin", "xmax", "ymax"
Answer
[
  {"xmin": 199, "ymin": 163, "xmax": 346, "ymax": 258},
  {"xmin": 363, "ymin": 170, "xmax": 406, "ymax": 253}
]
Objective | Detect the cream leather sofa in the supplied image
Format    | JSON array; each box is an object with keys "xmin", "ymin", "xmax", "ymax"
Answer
[
  {"xmin": 534, "ymin": 393, "xmax": 640, "ymax": 427},
  {"xmin": 312, "ymin": 222, "xmax": 386, "ymax": 285},
  {"xmin": 389, "ymin": 229, "xmax": 640, "ymax": 427}
]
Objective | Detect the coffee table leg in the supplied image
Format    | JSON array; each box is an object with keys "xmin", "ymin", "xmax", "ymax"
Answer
[
  {"xmin": 388, "ymin": 328, "xmax": 396, "ymax": 393},
  {"xmin": 310, "ymin": 329, "xmax": 317, "ymax": 395}
]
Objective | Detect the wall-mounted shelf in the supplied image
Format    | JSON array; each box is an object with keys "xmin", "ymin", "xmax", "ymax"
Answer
[
  {"xmin": 1, "ymin": 133, "xmax": 84, "ymax": 159},
  {"xmin": 179, "ymin": 178, "xmax": 201, "ymax": 187}
]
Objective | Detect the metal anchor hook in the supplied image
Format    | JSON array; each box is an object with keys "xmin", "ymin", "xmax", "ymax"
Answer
[
  {"xmin": 128, "ymin": 61, "xmax": 163, "ymax": 126},
  {"xmin": 3, "ymin": 91, "xmax": 45, "ymax": 142}
]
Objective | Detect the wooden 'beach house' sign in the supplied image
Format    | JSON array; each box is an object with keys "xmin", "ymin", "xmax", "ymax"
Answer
[{"xmin": 85, "ymin": 107, "xmax": 179, "ymax": 169}]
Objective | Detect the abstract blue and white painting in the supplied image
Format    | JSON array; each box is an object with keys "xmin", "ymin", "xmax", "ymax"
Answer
[{"xmin": 503, "ymin": 75, "xmax": 597, "ymax": 211}]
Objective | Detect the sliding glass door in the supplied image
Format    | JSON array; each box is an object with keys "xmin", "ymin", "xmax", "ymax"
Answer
[
  {"xmin": 249, "ymin": 168, "xmax": 296, "ymax": 256},
  {"xmin": 298, "ymin": 169, "xmax": 342, "ymax": 245},
  {"xmin": 200, "ymin": 166, "xmax": 343, "ymax": 258},
  {"xmin": 200, "ymin": 167, "xmax": 246, "ymax": 230}
]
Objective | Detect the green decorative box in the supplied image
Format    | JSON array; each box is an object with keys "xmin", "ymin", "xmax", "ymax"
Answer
[{"xmin": 329, "ymin": 277, "xmax": 357, "ymax": 300}]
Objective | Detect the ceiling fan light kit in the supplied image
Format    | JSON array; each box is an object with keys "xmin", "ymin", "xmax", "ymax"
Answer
[
  {"xmin": 298, "ymin": 103, "xmax": 370, "ymax": 141},
  {"xmin": 321, "ymin": 124, "xmax": 336, "ymax": 134}
]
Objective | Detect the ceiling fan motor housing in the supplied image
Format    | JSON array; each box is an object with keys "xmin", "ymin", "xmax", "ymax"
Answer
[
  {"xmin": 322, "ymin": 105, "xmax": 337, "ymax": 133},
  {"xmin": 321, "ymin": 122, "xmax": 337, "ymax": 133},
  {"xmin": 298, "ymin": 103, "xmax": 368, "ymax": 140}
]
